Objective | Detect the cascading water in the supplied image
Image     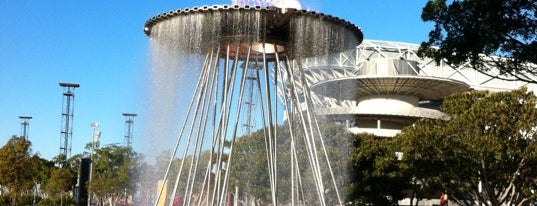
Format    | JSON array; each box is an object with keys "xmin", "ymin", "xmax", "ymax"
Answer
[{"xmin": 143, "ymin": 5, "xmax": 362, "ymax": 206}]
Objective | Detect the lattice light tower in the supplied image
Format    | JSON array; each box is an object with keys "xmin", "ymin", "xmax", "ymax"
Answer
[
  {"xmin": 240, "ymin": 62, "xmax": 261, "ymax": 136},
  {"xmin": 59, "ymin": 82, "xmax": 79, "ymax": 159},
  {"xmin": 122, "ymin": 113, "xmax": 137, "ymax": 148},
  {"xmin": 18, "ymin": 116, "xmax": 32, "ymax": 139}
]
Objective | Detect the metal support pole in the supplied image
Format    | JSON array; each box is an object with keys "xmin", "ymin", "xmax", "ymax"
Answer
[{"xmin": 88, "ymin": 122, "xmax": 99, "ymax": 206}]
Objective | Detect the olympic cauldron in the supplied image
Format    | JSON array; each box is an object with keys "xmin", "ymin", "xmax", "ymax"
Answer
[
  {"xmin": 144, "ymin": 5, "xmax": 362, "ymax": 206},
  {"xmin": 144, "ymin": 5, "xmax": 362, "ymax": 60}
]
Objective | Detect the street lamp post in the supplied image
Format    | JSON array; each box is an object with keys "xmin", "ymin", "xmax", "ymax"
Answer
[{"xmin": 89, "ymin": 122, "xmax": 100, "ymax": 206}]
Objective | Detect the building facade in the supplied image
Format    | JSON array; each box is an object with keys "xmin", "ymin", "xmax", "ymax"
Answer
[{"xmin": 301, "ymin": 40, "xmax": 537, "ymax": 137}]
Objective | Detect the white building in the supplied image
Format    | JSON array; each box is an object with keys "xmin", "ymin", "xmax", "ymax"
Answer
[{"xmin": 301, "ymin": 40, "xmax": 537, "ymax": 137}]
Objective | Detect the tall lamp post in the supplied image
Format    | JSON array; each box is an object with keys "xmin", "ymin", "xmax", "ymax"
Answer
[{"xmin": 89, "ymin": 122, "xmax": 100, "ymax": 206}]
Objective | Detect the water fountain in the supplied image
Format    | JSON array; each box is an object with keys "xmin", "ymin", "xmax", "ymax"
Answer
[{"xmin": 144, "ymin": 4, "xmax": 362, "ymax": 206}]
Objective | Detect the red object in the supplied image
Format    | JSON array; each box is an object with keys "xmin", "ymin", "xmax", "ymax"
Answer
[
  {"xmin": 440, "ymin": 192, "xmax": 448, "ymax": 206},
  {"xmin": 173, "ymin": 196, "xmax": 182, "ymax": 206}
]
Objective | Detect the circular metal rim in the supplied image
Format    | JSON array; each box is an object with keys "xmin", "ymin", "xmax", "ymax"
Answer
[{"xmin": 143, "ymin": 4, "xmax": 363, "ymax": 43}]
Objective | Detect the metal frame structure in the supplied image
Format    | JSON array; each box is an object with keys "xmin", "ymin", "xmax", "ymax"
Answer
[
  {"xmin": 300, "ymin": 40, "xmax": 537, "ymax": 137},
  {"xmin": 122, "ymin": 113, "xmax": 137, "ymax": 148},
  {"xmin": 18, "ymin": 116, "xmax": 32, "ymax": 139},
  {"xmin": 58, "ymin": 82, "xmax": 79, "ymax": 160},
  {"xmin": 301, "ymin": 40, "xmax": 536, "ymax": 95},
  {"xmin": 145, "ymin": 5, "xmax": 362, "ymax": 206}
]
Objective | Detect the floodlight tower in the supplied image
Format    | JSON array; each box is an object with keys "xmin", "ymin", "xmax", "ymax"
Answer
[
  {"xmin": 241, "ymin": 63, "xmax": 260, "ymax": 136},
  {"xmin": 59, "ymin": 82, "xmax": 79, "ymax": 160},
  {"xmin": 122, "ymin": 113, "xmax": 137, "ymax": 148},
  {"xmin": 18, "ymin": 116, "xmax": 32, "ymax": 139}
]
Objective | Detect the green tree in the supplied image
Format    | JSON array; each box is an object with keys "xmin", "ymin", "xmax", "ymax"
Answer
[
  {"xmin": 347, "ymin": 133, "xmax": 409, "ymax": 205},
  {"xmin": 135, "ymin": 160, "xmax": 154, "ymax": 205},
  {"xmin": 0, "ymin": 136, "xmax": 37, "ymax": 205},
  {"xmin": 45, "ymin": 167, "xmax": 75, "ymax": 204},
  {"xmin": 230, "ymin": 122, "xmax": 357, "ymax": 205},
  {"xmin": 32, "ymin": 156, "xmax": 55, "ymax": 203},
  {"xmin": 230, "ymin": 130, "xmax": 271, "ymax": 204},
  {"xmin": 318, "ymin": 122, "xmax": 355, "ymax": 205},
  {"xmin": 397, "ymin": 88, "xmax": 537, "ymax": 205},
  {"xmin": 88, "ymin": 145, "xmax": 141, "ymax": 205},
  {"xmin": 392, "ymin": 119, "xmax": 447, "ymax": 206},
  {"xmin": 418, "ymin": 0, "xmax": 537, "ymax": 83}
]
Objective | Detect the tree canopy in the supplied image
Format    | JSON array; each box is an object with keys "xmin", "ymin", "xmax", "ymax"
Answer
[
  {"xmin": 46, "ymin": 168, "xmax": 75, "ymax": 198},
  {"xmin": 418, "ymin": 0, "xmax": 537, "ymax": 83},
  {"xmin": 396, "ymin": 88, "xmax": 537, "ymax": 205},
  {"xmin": 347, "ymin": 133, "xmax": 410, "ymax": 205},
  {"xmin": 88, "ymin": 145, "xmax": 141, "ymax": 205},
  {"xmin": 0, "ymin": 136, "xmax": 38, "ymax": 205},
  {"xmin": 229, "ymin": 122, "xmax": 407, "ymax": 205}
]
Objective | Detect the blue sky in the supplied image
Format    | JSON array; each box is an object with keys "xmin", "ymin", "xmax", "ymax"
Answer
[{"xmin": 0, "ymin": 0, "xmax": 432, "ymax": 160}]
